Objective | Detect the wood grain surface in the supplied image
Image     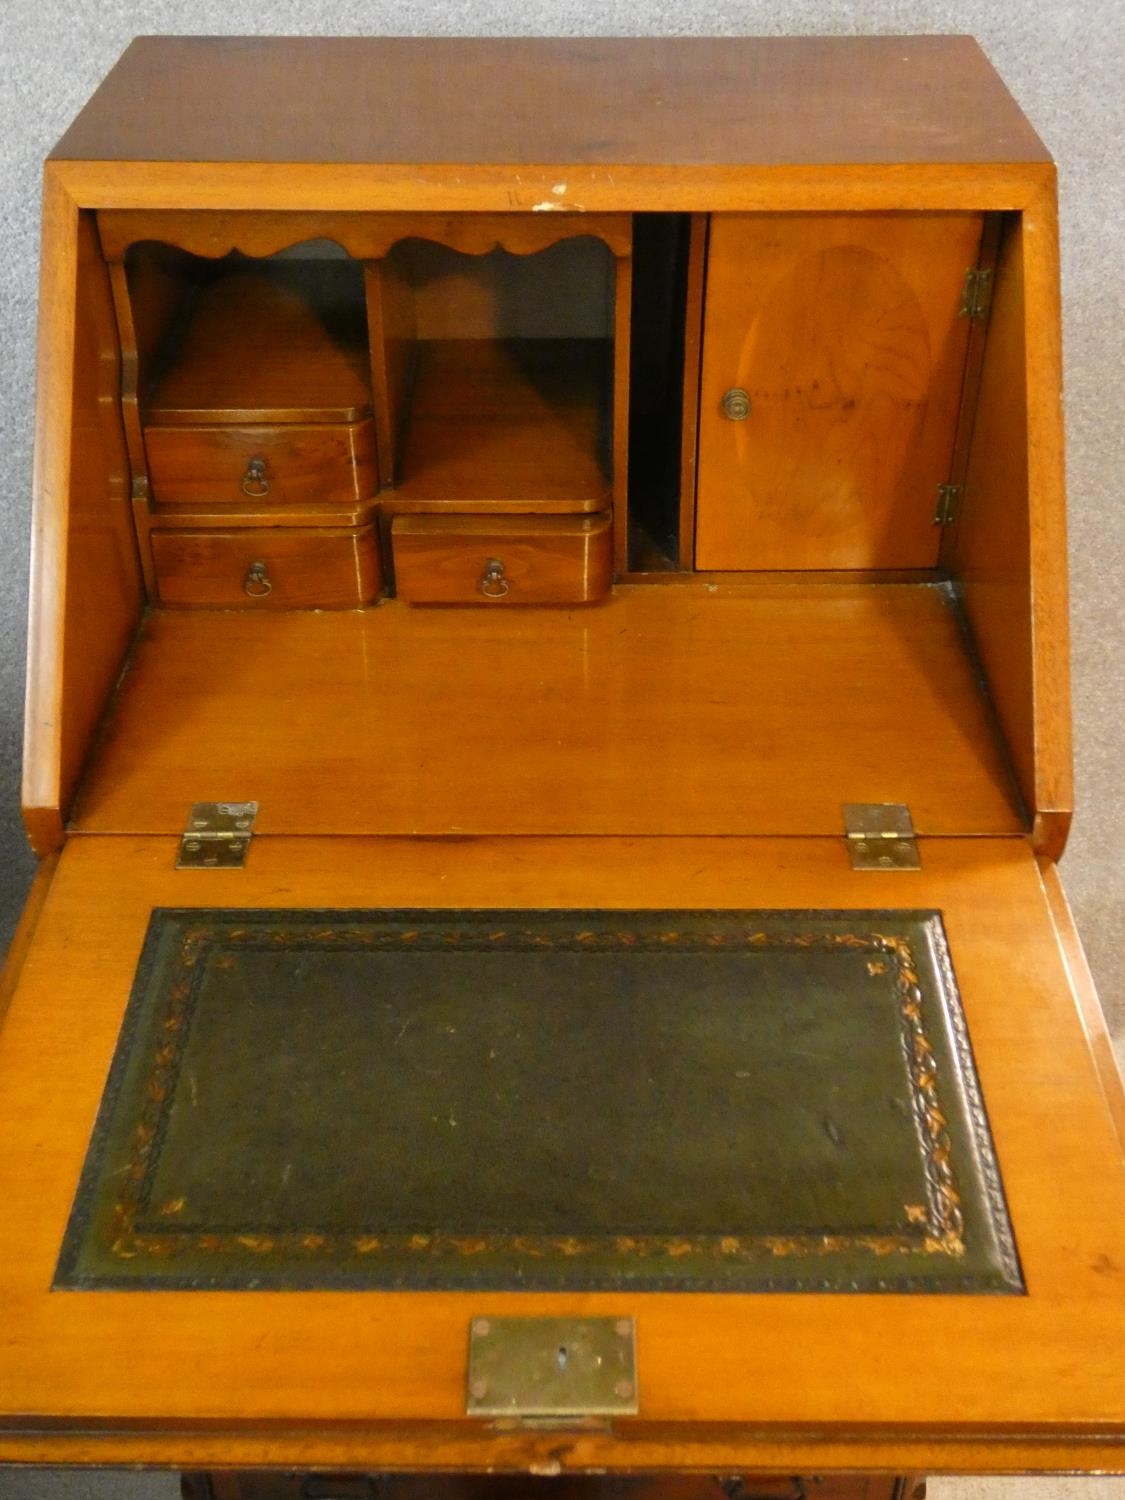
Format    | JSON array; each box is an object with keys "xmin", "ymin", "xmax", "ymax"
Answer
[
  {"xmin": 150, "ymin": 526, "xmax": 382, "ymax": 608},
  {"xmin": 97, "ymin": 210, "xmax": 634, "ymax": 263},
  {"xmin": 52, "ymin": 38, "xmax": 1049, "ymax": 167},
  {"xmin": 22, "ymin": 197, "xmax": 144, "ymax": 856},
  {"xmin": 144, "ymin": 260, "xmax": 371, "ymax": 425},
  {"xmin": 694, "ymin": 214, "xmax": 982, "ymax": 571},
  {"xmin": 393, "ymin": 340, "xmax": 613, "ymax": 513},
  {"xmin": 392, "ymin": 513, "xmax": 613, "ymax": 604},
  {"xmin": 0, "ymin": 835, "xmax": 1121, "ymax": 1471},
  {"xmin": 67, "ymin": 584, "xmax": 1023, "ymax": 837},
  {"xmin": 950, "ymin": 188, "xmax": 1072, "ymax": 860},
  {"xmin": 145, "ymin": 420, "xmax": 377, "ymax": 509}
]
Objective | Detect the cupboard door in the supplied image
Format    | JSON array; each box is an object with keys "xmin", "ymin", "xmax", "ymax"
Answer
[{"xmin": 695, "ymin": 214, "xmax": 983, "ymax": 571}]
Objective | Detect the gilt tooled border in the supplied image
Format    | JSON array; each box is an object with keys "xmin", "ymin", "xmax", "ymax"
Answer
[{"xmin": 107, "ymin": 912, "xmax": 971, "ymax": 1270}]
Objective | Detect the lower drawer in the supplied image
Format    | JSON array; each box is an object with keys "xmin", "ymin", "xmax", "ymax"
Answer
[
  {"xmin": 144, "ymin": 419, "xmax": 377, "ymax": 508},
  {"xmin": 392, "ymin": 512, "xmax": 613, "ymax": 604},
  {"xmin": 150, "ymin": 526, "xmax": 382, "ymax": 608}
]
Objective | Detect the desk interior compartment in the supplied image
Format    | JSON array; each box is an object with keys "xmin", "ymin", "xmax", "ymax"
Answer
[
  {"xmin": 367, "ymin": 219, "xmax": 631, "ymax": 523},
  {"xmin": 104, "ymin": 235, "xmax": 382, "ymax": 602}
]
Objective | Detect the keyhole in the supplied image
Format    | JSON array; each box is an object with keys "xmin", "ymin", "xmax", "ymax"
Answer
[{"xmin": 557, "ymin": 1345, "xmax": 569, "ymax": 1371}]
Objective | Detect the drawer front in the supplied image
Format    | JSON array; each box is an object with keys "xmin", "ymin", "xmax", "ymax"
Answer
[
  {"xmin": 144, "ymin": 420, "xmax": 377, "ymax": 507},
  {"xmin": 151, "ymin": 527, "xmax": 382, "ymax": 608},
  {"xmin": 392, "ymin": 513, "xmax": 613, "ymax": 604}
]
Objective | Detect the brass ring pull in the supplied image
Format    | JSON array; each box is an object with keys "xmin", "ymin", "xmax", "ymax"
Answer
[
  {"xmin": 243, "ymin": 560, "xmax": 273, "ymax": 598},
  {"xmin": 241, "ymin": 457, "xmax": 270, "ymax": 496},
  {"xmin": 721, "ymin": 387, "xmax": 751, "ymax": 421},
  {"xmin": 479, "ymin": 558, "xmax": 510, "ymax": 598}
]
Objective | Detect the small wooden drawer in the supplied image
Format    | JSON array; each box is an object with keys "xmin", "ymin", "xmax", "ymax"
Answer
[
  {"xmin": 150, "ymin": 526, "xmax": 382, "ymax": 608},
  {"xmin": 144, "ymin": 419, "xmax": 377, "ymax": 508},
  {"xmin": 392, "ymin": 512, "xmax": 613, "ymax": 604}
]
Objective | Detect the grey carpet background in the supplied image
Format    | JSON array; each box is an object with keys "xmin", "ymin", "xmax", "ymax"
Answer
[{"xmin": 0, "ymin": 2, "xmax": 1122, "ymax": 1497}]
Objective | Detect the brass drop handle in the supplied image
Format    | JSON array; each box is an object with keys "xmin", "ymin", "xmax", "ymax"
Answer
[
  {"xmin": 479, "ymin": 558, "xmax": 510, "ymax": 599},
  {"xmin": 241, "ymin": 456, "xmax": 270, "ymax": 496},
  {"xmin": 243, "ymin": 559, "xmax": 273, "ymax": 598},
  {"xmin": 721, "ymin": 387, "xmax": 751, "ymax": 421}
]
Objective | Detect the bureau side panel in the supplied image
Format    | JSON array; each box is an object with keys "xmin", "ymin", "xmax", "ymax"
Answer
[
  {"xmin": 948, "ymin": 192, "xmax": 1072, "ymax": 856},
  {"xmin": 23, "ymin": 180, "xmax": 143, "ymax": 854}
]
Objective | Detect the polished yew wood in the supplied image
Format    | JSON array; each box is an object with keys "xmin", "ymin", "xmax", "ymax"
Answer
[
  {"xmin": 14, "ymin": 35, "xmax": 1098, "ymax": 1487},
  {"xmin": 366, "ymin": 253, "xmax": 415, "ymax": 489},
  {"xmin": 948, "ymin": 198, "xmax": 1073, "ymax": 860},
  {"xmin": 695, "ymin": 214, "xmax": 983, "ymax": 571},
  {"xmin": 392, "ymin": 513, "xmax": 613, "ymax": 604},
  {"xmin": 363, "ymin": 223, "xmax": 630, "ymax": 529},
  {"xmin": 137, "ymin": 499, "xmax": 380, "ymax": 530},
  {"xmin": 0, "ymin": 835, "xmax": 1122, "ymax": 1472},
  {"xmin": 50, "ymin": 157, "xmax": 1059, "ymax": 217},
  {"xmin": 0, "ymin": 854, "xmax": 57, "ymax": 1033},
  {"xmin": 27, "ymin": 161, "xmax": 1070, "ymax": 855},
  {"xmin": 97, "ymin": 209, "xmax": 634, "ymax": 264},
  {"xmin": 105, "ymin": 243, "xmax": 199, "ymax": 520},
  {"xmin": 23, "ymin": 197, "xmax": 144, "ymax": 856},
  {"xmin": 937, "ymin": 214, "xmax": 1002, "ymax": 542},
  {"xmin": 1039, "ymin": 859, "xmax": 1125, "ymax": 1151},
  {"xmin": 145, "ymin": 419, "xmax": 377, "ymax": 508},
  {"xmin": 392, "ymin": 340, "xmax": 614, "ymax": 514},
  {"xmin": 54, "ymin": 38, "xmax": 1049, "ymax": 168},
  {"xmin": 143, "ymin": 259, "xmax": 371, "ymax": 424},
  {"xmin": 150, "ymin": 526, "xmax": 381, "ymax": 608},
  {"xmin": 69, "ymin": 586, "xmax": 1022, "ymax": 837}
]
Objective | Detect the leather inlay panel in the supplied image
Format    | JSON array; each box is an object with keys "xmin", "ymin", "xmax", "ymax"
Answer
[{"xmin": 56, "ymin": 908, "xmax": 1020, "ymax": 1293}]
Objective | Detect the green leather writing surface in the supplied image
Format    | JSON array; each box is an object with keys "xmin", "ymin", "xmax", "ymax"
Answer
[{"xmin": 55, "ymin": 908, "xmax": 1020, "ymax": 1292}]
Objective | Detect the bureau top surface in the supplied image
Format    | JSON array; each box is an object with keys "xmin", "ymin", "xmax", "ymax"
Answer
[{"xmin": 51, "ymin": 35, "xmax": 1049, "ymax": 168}]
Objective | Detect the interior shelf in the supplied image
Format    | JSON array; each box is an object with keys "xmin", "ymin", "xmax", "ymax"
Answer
[
  {"xmin": 389, "ymin": 337, "xmax": 612, "ymax": 513},
  {"xmin": 143, "ymin": 256, "xmax": 372, "ymax": 425}
]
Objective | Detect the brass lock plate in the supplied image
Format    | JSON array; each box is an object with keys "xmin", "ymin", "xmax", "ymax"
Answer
[{"xmin": 466, "ymin": 1315, "xmax": 638, "ymax": 1418}]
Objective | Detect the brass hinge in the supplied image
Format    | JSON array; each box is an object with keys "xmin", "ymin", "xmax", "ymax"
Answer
[
  {"xmin": 959, "ymin": 266, "xmax": 993, "ymax": 321},
  {"xmin": 934, "ymin": 483, "xmax": 962, "ymax": 527},
  {"xmin": 176, "ymin": 801, "xmax": 258, "ymax": 869},
  {"xmin": 843, "ymin": 803, "xmax": 921, "ymax": 871}
]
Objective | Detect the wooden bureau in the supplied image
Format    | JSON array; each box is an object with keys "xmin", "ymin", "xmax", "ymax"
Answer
[{"xmin": 1, "ymin": 33, "xmax": 1122, "ymax": 1500}]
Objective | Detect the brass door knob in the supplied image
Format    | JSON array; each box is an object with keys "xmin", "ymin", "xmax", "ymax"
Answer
[
  {"xmin": 721, "ymin": 387, "xmax": 751, "ymax": 421},
  {"xmin": 479, "ymin": 558, "xmax": 510, "ymax": 598}
]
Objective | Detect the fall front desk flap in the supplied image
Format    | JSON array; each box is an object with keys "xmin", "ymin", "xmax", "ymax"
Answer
[{"xmin": 56, "ymin": 908, "xmax": 1021, "ymax": 1293}]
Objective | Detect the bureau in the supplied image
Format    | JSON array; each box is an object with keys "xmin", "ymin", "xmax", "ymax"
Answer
[{"xmin": 1, "ymin": 34, "xmax": 1123, "ymax": 1500}]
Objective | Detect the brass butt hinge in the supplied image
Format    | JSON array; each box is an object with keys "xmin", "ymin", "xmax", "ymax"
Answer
[
  {"xmin": 959, "ymin": 266, "xmax": 993, "ymax": 321},
  {"xmin": 176, "ymin": 801, "xmax": 259, "ymax": 869},
  {"xmin": 843, "ymin": 803, "xmax": 921, "ymax": 871},
  {"xmin": 934, "ymin": 483, "xmax": 962, "ymax": 527}
]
